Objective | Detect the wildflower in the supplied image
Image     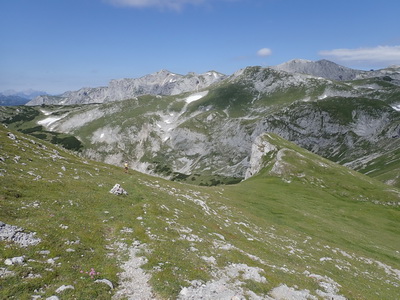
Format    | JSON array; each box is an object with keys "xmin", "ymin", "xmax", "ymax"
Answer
[{"xmin": 80, "ymin": 268, "xmax": 100, "ymax": 279}]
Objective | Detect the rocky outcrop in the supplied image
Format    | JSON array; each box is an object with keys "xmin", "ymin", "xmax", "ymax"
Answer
[
  {"xmin": 245, "ymin": 133, "xmax": 277, "ymax": 179},
  {"xmin": 0, "ymin": 221, "xmax": 41, "ymax": 247}
]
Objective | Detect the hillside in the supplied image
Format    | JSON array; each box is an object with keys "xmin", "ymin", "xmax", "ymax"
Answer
[
  {"xmin": 2, "ymin": 62, "xmax": 399, "ymax": 188},
  {"xmin": 1, "ymin": 125, "xmax": 399, "ymax": 299}
]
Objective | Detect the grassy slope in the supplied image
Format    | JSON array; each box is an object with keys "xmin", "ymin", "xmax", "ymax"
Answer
[
  {"xmin": 1, "ymin": 126, "xmax": 399, "ymax": 299},
  {"xmin": 0, "ymin": 105, "xmax": 84, "ymax": 151}
]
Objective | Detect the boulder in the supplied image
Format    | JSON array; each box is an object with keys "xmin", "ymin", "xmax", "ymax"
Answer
[
  {"xmin": 109, "ymin": 184, "xmax": 128, "ymax": 195},
  {"xmin": 95, "ymin": 278, "xmax": 114, "ymax": 289},
  {"xmin": 4, "ymin": 256, "xmax": 24, "ymax": 266},
  {"xmin": 56, "ymin": 285, "xmax": 75, "ymax": 293}
]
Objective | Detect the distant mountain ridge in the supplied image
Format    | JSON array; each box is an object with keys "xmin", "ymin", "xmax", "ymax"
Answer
[
  {"xmin": 272, "ymin": 59, "xmax": 400, "ymax": 83},
  {"xmin": 26, "ymin": 59, "xmax": 400, "ymax": 106},
  {"xmin": 0, "ymin": 89, "xmax": 47, "ymax": 106},
  {"xmin": 0, "ymin": 94, "xmax": 29, "ymax": 106},
  {"xmin": 271, "ymin": 59, "xmax": 362, "ymax": 81},
  {"xmin": 26, "ymin": 70, "xmax": 226, "ymax": 106}
]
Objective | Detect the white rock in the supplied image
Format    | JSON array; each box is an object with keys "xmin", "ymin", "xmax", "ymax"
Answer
[
  {"xmin": 4, "ymin": 256, "xmax": 25, "ymax": 265},
  {"xmin": 95, "ymin": 278, "xmax": 114, "ymax": 289},
  {"xmin": 55, "ymin": 285, "xmax": 74, "ymax": 293}
]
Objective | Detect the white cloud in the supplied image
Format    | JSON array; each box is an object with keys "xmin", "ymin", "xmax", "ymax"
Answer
[
  {"xmin": 106, "ymin": 0, "xmax": 205, "ymax": 10},
  {"xmin": 257, "ymin": 48, "xmax": 272, "ymax": 57},
  {"xmin": 319, "ymin": 45, "xmax": 400, "ymax": 66}
]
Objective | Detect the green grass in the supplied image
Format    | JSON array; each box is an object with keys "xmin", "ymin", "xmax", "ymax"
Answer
[
  {"xmin": 1, "ymin": 126, "xmax": 399, "ymax": 299},
  {"xmin": 0, "ymin": 105, "xmax": 84, "ymax": 151},
  {"xmin": 185, "ymin": 82, "xmax": 255, "ymax": 118}
]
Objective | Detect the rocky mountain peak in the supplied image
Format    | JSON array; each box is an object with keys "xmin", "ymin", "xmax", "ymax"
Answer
[
  {"xmin": 156, "ymin": 69, "xmax": 174, "ymax": 75},
  {"xmin": 272, "ymin": 59, "xmax": 362, "ymax": 81}
]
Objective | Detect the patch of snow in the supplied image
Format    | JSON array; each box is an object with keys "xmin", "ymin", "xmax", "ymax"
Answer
[
  {"xmin": 184, "ymin": 91, "xmax": 208, "ymax": 103},
  {"xmin": 40, "ymin": 109, "xmax": 52, "ymax": 116},
  {"xmin": 391, "ymin": 104, "xmax": 400, "ymax": 111},
  {"xmin": 38, "ymin": 116, "xmax": 64, "ymax": 129}
]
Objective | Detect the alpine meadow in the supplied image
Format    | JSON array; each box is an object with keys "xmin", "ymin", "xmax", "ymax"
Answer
[{"xmin": 1, "ymin": 59, "xmax": 399, "ymax": 299}]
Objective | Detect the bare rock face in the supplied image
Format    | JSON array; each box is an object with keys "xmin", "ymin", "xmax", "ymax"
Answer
[
  {"xmin": 245, "ymin": 133, "xmax": 277, "ymax": 179},
  {"xmin": 27, "ymin": 70, "xmax": 226, "ymax": 106}
]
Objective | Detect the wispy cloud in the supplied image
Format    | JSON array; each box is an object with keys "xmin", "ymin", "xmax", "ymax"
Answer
[
  {"xmin": 105, "ymin": 0, "xmax": 205, "ymax": 10},
  {"xmin": 257, "ymin": 48, "xmax": 272, "ymax": 57},
  {"xmin": 319, "ymin": 45, "xmax": 400, "ymax": 66}
]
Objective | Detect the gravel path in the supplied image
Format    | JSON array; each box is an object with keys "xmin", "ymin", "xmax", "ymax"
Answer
[{"xmin": 112, "ymin": 241, "xmax": 156, "ymax": 300}]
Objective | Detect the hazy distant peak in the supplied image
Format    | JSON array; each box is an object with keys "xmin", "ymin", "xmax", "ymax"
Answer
[
  {"xmin": 1, "ymin": 89, "xmax": 48, "ymax": 99},
  {"xmin": 272, "ymin": 58, "xmax": 361, "ymax": 81}
]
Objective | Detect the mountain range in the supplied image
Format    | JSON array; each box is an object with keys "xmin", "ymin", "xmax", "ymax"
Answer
[
  {"xmin": 26, "ymin": 70, "xmax": 226, "ymax": 106},
  {"xmin": 5, "ymin": 59, "xmax": 395, "ymax": 188},
  {"xmin": 26, "ymin": 59, "xmax": 400, "ymax": 106}
]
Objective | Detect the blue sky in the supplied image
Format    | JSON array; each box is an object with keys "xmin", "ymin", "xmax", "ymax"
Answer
[{"xmin": 1, "ymin": 0, "xmax": 400, "ymax": 94}]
